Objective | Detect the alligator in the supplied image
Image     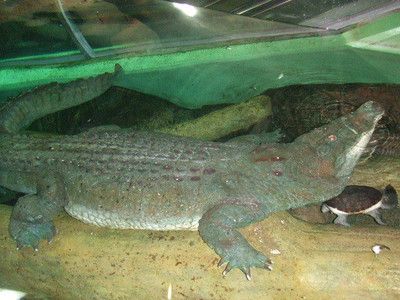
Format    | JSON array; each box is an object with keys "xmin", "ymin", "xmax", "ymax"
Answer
[{"xmin": 0, "ymin": 68, "xmax": 384, "ymax": 279}]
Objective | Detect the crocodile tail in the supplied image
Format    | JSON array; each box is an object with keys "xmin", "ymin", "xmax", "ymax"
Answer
[
  {"xmin": 382, "ymin": 184, "xmax": 398, "ymax": 209},
  {"xmin": 113, "ymin": 63, "xmax": 124, "ymax": 84},
  {"xmin": 0, "ymin": 65, "xmax": 122, "ymax": 133}
]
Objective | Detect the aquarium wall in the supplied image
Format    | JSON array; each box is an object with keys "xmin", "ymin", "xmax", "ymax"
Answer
[{"xmin": 0, "ymin": 0, "xmax": 399, "ymax": 108}]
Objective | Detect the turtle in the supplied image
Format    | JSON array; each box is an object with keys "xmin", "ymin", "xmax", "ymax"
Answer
[{"xmin": 321, "ymin": 185, "xmax": 398, "ymax": 226}]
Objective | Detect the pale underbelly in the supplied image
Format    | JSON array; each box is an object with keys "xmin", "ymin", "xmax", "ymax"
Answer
[{"xmin": 65, "ymin": 203, "xmax": 200, "ymax": 231}]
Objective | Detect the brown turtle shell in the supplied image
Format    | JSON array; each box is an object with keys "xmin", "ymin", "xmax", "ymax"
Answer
[{"xmin": 325, "ymin": 185, "xmax": 382, "ymax": 213}]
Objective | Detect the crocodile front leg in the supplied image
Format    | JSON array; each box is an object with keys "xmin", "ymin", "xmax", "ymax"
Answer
[
  {"xmin": 199, "ymin": 200, "xmax": 272, "ymax": 280},
  {"xmin": 9, "ymin": 173, "xmax": 66, "ymax": 250}
]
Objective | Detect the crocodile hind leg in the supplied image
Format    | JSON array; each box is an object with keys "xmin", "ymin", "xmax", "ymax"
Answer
[
  {"xmin": 7, "ymin": 172, "xmax": 67, "ymax": 250},
  {"xmin": 198, "ymin": 200, "xmax": 272, "ymax": 280},
  {"xmin": 0, "ymin": 65, "xmax": 121, "ymax": 133}
]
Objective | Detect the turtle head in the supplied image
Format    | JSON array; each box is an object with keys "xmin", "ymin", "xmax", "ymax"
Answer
[
  {"xmin": 293, "ymin": 101, "xmax": 384, "ymax": 181},
  {"xmin": 381, "ymin": 184, "xmax": 398, "ymax": 209}
]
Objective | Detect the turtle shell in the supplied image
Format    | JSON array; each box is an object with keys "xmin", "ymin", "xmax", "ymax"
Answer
[{"xmin": 324, "ymin": 185, "xmax": 383, "ymax": 213}]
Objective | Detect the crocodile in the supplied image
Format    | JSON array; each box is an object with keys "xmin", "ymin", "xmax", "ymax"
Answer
[
  {"xmin": 0, "ymin": 68, "xmax": 384, "ymax": 279},
  {"xmin": 270, "ymin": 85, "xmax": 400, "ymax": 157}
]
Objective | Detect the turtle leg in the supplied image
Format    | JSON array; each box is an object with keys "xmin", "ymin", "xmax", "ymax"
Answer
[
  {"xmin": 321, "ymin": 204, "xmax": 330, "ymax": 213},
  {"xmin": 368, "ymin": 209, "xmax": 386, "ymax": 225},
  {"xmin": 198, "ymin": 200, "xmax": 272, "ymax": 280},
  {"xmin": 333, "ymin": 214, "xmax": 351, "ymax": 226}
]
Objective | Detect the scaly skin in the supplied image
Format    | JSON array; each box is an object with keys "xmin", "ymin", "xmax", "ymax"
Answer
[
  {"xmin": 0, "ymin": 65, "xmax": 121, "ymax": 133},
  {"xmin": 0, "ymin": 100, "xmax": 384, "ymax": 279},
  {"xmin": 270, "ymin": 86, "xmax": 400, "ymax": 157}
]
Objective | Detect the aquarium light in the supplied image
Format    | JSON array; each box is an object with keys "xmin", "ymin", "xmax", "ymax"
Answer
[{"xmin": 172, "ymin": 2, "xmax": 198, "ymax": 17}]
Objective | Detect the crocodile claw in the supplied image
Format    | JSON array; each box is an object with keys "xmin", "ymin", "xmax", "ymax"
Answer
[
  {"xmin": 241, "ymin": 268, "xmax": 251, "ymax": 281},
  {"xmin": 9, "ymin": 218, "xmax": 56, "ymax": 250},
  {"xmin": 265, "ymin": 258, "xmax": 273, "ymax": 271},
  {"xmin": 238, "ymin": 265, "xmax": 252, "ymax": 280},
  {"xmin": 222, "ymin": 263, "xmax": 232, "ymax": 276},
  {"xmin": 217, "ymin": 258, "xmax": 227, "ymax": 267},
  {"xmin": 220, "ymin": 252, "xmax": 269, "ymax": 280}
]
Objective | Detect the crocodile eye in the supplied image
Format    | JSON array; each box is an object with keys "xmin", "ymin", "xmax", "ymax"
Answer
[{"xmin": 328, "ymin": 134, "xmax": 337, "ymax": 142}]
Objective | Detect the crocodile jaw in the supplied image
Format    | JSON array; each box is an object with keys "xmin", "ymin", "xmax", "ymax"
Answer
[
  {"xmin": 335, "ymin": 101, "xmax": 384, "ymax": 179},
  {"xmin": 336, "ymin": 127, "xmax": 374, "ymax": 178},
  {"xmin": 292, "ymin": 101, "xmax": 384, "ymax": 181}
]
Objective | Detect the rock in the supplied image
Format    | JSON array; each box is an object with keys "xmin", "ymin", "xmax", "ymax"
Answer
[
  {"xmin": 160, "ymin": 95, "xmax": 272, "ymax": 140},
  {"xmin": 28, "ymin": 88, "xmax": 272, "ymax": 141}
]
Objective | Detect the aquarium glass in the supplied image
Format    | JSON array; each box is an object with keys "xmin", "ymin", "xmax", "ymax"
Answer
[
  {"xmin": 0, "ymin": 0, "xmax": 324, "ymax": 66},
  {"xmin": 175, "ymin": 0, "xmax": 397, "ymax": 29}
]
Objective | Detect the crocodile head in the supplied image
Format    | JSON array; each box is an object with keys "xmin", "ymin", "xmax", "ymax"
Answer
[{"xmin": 292, "ymin": 101, "xmax": 384, "ymax": 181}]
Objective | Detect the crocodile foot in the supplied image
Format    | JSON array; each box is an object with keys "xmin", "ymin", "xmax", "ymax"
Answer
[
  {"xmin": 217, "ymin": 246, "xmax": 273, "ymax": 280},
  {"xmin": 9, "ymin": 218, "xmax": 56, "ymax": 250},
  {"xmin": 9, "ymin": 194, "xmax": 57, "ymax": 250}
]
